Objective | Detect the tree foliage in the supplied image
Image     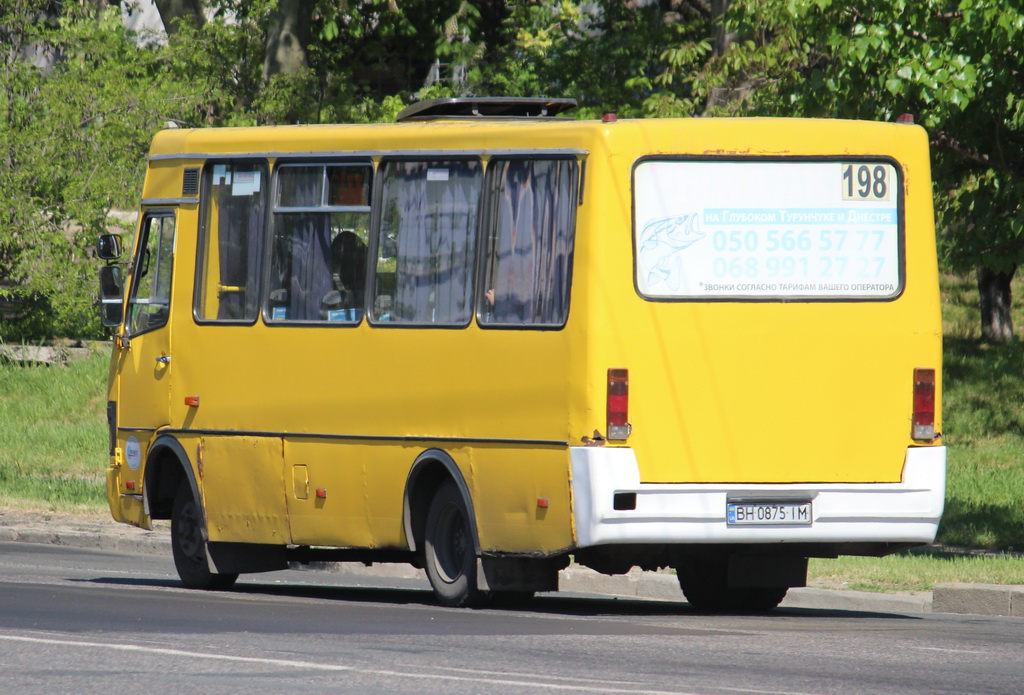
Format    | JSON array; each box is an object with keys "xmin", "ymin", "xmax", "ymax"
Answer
[
  {"xmin": 693, "ymin": 0, "xmax": 1024, "ymax": 340},
  {"xmin": 0, "ymin": 1, "xmax": 210, "ymax": 339},
  {"xmin": 1, "ymin": 0, "xmax": 1021, "ymax": 341}
]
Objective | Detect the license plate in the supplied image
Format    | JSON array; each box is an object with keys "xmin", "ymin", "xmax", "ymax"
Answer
[{"xmin": 727, "ymin": 501, "xmax": 812, "ymax": 526}]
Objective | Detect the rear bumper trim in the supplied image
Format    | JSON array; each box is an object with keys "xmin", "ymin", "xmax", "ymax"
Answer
[{"xmin": 570, "ymin": 446, "xmax": 946, "ymax": 548}]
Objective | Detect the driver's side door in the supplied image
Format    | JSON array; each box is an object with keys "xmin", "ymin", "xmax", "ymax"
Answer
[{"xmin": 115, "ymin": 210, "xmax": 177, "ymax": 487}]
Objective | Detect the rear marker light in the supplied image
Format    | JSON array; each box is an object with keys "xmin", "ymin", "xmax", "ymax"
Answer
[
  {"xmin": 315, "ymin": 488, "xmax": 328, "ymax": 499},
  {"xmin": 912, "ymin": 368, "xmax": 936, "ymax": 440},
  {"xmin": 184, "ymin": 395, "xmax": 200, "ymax": 407},
  {"xmin": 607, "ymin": 368, "xmax": 631, "ymax": 440},
  {"xmin": 536, "ymin": 498, "xmax": 549, "ymax": 509}
]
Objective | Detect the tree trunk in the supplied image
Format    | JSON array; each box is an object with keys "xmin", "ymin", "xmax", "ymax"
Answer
[
  {"xmin": 705, "ymin": 0, "xmax": 757, "ymax": 113},
  {"xmin": 154, "ymin": 0, "xmax": 205, "ymax": 37},
  {"xmin": 263, "ymin": 0, "xmax": 315, "ymax": 81},
  {"xmin": 711, "ymin": 0, "xmax": 734, "ymax": 57},
  {"xmin": 977, "ymin": 264, "xmax": 1015, "ymax": 343}
]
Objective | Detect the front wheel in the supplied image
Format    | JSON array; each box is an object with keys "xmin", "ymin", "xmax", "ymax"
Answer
[
  {"xmin": 423, "ymin": 481, "xmax": 483, "ymax": 607},
  {"xmin": 171, "ymin": 482, "xmax": 238, "ymax": 591}
]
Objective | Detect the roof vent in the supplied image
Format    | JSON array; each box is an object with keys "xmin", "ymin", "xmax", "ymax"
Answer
[{"xmin": 396, "ymin": 97, "xmax": 578, "ymax": 122}]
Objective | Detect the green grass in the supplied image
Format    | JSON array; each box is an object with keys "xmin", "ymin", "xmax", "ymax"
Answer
[
  {"xmin": 936, "ymin": 274, "xmax": 1024, "ymax": 551},
  {"xmin": 804, "ymin": 273, "xmax": 1024, "ymax": 590},
  {"xmin": 809, "ymin": 551, "xmax": 1024, "ymax": 593},
  {"xmin": 0, "ymin": 349, "xmax": 109, "ymax": 511}
]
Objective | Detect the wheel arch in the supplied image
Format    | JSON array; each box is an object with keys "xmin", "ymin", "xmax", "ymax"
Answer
[
  {"xmin": 144, "ymin": 435, "xmax": 201, "ymax": 526},
  {"xmin": 403, "ymin": 448, "xmax": 480, "ymax": 556}
]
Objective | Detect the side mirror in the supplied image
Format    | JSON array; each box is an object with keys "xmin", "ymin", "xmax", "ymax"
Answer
[
  {"xmin": 97, "ymin": 234, "xmax": 123, "ymax": 261},
  {"xmin": 98, "ymin": 265, "xmax": 125, "ymax": 328}
]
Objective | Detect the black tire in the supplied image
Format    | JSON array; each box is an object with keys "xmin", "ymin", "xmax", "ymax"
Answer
[
  {"xmin": 488, "ymin": 590, "xmax": 536, "ymax": 608},
  {"xmin": 734, "ymin": 586, "xmax": 789, "ymax": 612},
  {"xmin": 423, "ymin": 481, "xmax": 482, "ymax": 607},
  {"xmin": 171, "ymin": 482, "xmax": 238, "ymax": 591},
  {"xmin": 677, "ymin": 557, "xmax": 787, "ymax": 613}
]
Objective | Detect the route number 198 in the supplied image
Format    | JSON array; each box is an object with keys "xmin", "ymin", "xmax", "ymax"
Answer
[{"xmin": 842, "ymin": 164, "xmax": 890, "ymax": 201}]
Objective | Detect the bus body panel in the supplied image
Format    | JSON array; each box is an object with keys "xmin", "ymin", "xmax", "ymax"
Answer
[
  {"xmin": 284, "ymin": 439, "xmax": 399, "ymax": 548},
  {"xmin": 200, "ymin": 435, "xmax": 289, "ymax": 544},
  {"xmin": 465, "ymin": 445, "xmax": 574, "ymax": 553},
  {"xmin": 575, "ymin": 119, "xmax": 941, "ymax": 486}
]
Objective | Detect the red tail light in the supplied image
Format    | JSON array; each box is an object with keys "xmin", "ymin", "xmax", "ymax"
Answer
[
  {"xmin": 912, "ymin": 368, "xmax": 936, "ymax": 440},
  {"xmin": 607, "ymin": 368, "xmax": 631, "ymax": 440}
]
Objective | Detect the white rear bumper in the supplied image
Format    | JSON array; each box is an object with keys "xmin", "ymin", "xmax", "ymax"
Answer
[{"xmin": 570, "ymin": 446, "xmax": 946, "ymax": 548}]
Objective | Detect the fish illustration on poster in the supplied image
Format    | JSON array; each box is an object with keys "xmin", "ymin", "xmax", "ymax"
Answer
[{"xmin": 637, "ymin": 213, "xmax": 706, "ymax": 292}]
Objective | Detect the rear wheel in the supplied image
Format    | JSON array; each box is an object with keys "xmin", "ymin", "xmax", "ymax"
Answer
[
  {"xmin": 488, "ymin": 590, "xmax": 536, "ymax": 608},
  {"xmin": 734, "ymin": 586, "xmax": 789, "ymax": 612},
  {"xmin": 423, "ymin": 481, "xmax": 482, "ymax": 607},
  {"xmin": 171, "ymin": 482, "xmax": 238, "ymax": 591},
  {"xmin": 677, "ymin": 557, "xmax": 787, "ymax": 613}
]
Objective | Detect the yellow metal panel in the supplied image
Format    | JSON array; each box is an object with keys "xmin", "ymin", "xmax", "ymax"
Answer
[
  {"xmin": 292, "ymin": 464, "xmax": 309, "ymax": 500},
  {"xmin": 572, "ymin": 117, "xmax": 941, "ymax": 484},
  {"xmin": 464, "ymin": 446, "xmax": 574, "ymax": 554},
  {"xmin": 169, "ymin": 322, "xmax": 573, "ymax": 444},
  {"xmin": 106, "ymin": 463, "xmax": 150, "ymax": 529},
  {"xmin": 141, "ymin": 157, "xmax": 201, "ymax": 200},
  {"xmin": 283, "ymin": 440, "xmax": 374, "ymax": 547},
  {"xmin": 201, "ymin": 436, "xmax": 288, "ymax": 544}
]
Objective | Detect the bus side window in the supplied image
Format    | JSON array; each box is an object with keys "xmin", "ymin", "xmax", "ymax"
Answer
[
  {"xmin": 195, "ymin": 162, "xmax": 268, "ymax": 322},
  {"xmin": 479, "ymin": 158, "xmax": 578, "ymax": 327},
  {"xmin": 371, "ymin": 159, "xmax": 481, "ymax": 326},
  {"xmin": 268, "ymin": 163, "xmax": 371, "ymax": 323}
]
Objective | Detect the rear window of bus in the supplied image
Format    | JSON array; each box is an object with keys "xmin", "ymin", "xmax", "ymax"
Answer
[{"xmin": 633, "ymin": 158, "xmax": 904, "ymax": 302}]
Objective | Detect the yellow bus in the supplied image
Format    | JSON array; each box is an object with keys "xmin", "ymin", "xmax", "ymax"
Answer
[{"xmin": 97, "ymin": 98, "xmax": 944, "ymax": 611}]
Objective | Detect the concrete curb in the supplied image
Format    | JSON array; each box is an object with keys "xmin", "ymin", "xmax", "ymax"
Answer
[
  {"xmin": 933, "ymin": 583, "xmax": 1024, "ymax": 617},
  {"xmin": 1, "ymin": 519, "xmax": 1020, "ymax": 616},
  {"xmin": 0, "ymin": 525, "xmax": 171, "ymax": 556}
]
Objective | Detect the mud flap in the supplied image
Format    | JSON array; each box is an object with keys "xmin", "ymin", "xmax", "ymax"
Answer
[
  {"xmin": 207, "ymin": 542, "xmax": 289, "ymax": 575},
  {"xmin": 477, "ymin": 556, "xmax": 560, "ymax": 592}
]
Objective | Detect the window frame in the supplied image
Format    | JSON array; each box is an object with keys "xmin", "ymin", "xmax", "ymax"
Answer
[
  {"xmin": 475, "ymin": 154, "xmax": 580, "ymax": 331},
  {"xmin": 192, "ymin": 158, "xmax": 271, "ymax": 326},
  {"xmin": 263, "ymin": 159, "xmax": 374, "ymax": 327},
  {"xmin": 127, "ymin": 209, "xmax": 177, "ymax": 338},
  {"xmin": 630, "ymin": 154, "xmax": 907, "ymax": 304},
  {"xmin": 367, "ymin": 156, "xmax": 484, "ymax": 329}
]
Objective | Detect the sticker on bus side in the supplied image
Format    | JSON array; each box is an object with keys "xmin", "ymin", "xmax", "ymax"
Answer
[{"xmin": 633, "ymin": 160, "xmax": 902, "ymax": 300}]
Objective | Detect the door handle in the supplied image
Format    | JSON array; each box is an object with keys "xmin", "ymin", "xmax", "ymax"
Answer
[{"xmin": 156, "ymin": 355, "xmax": 171, "ymax": 364}]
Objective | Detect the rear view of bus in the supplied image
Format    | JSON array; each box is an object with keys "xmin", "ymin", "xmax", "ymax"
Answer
[{"xmin": 570, "ymin": 117, "xmax": 944, "ymax": 611}]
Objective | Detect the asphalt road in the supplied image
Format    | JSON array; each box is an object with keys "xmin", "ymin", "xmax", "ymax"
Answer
[{"xmin": 1, "ymin": 541, "xmax": 1022, "ymax": 695}]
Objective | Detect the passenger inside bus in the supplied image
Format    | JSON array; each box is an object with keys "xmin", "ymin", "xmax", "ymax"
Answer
[{"xmin": 320, "ymin": 230, "xmax": 367, "ymax": 321}]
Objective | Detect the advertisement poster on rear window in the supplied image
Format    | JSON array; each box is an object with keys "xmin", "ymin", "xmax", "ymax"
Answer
[{"xmin": 633, "ymin": 159, "xmax": 903, "ymax": 300}]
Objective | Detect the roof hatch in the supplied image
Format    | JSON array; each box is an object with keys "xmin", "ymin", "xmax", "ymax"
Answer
[{"xmin": 396, "ymin": 97, "xmax": 578, "ymax": 122}]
